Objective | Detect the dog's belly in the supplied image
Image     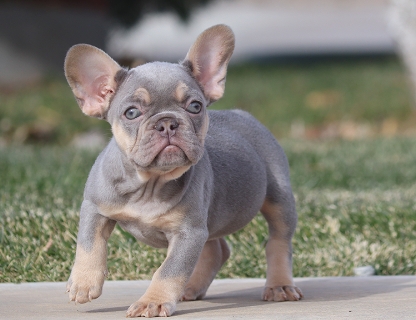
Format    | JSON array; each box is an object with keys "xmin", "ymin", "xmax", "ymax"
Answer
[{"xmin": 207, "ymin": 209, "xmax": 260, "ymax": 240}]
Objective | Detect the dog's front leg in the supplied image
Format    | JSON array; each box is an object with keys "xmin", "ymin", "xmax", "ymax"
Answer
[
  {"xmin": 127, "ymin": 228, "xmax": 208, "ymax": 318},
  {"xmin": 67, "ymin": 200, "xmax": 116, "ymax": 304}
]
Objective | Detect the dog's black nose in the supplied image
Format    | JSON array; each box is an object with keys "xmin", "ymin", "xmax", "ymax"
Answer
[{"xmin": 155, "ymin": 118, "xmax": 179, "ymax": 137}]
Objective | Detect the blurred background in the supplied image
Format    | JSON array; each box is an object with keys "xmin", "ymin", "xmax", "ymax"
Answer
[
  {"xmin": 1, "ymin": 0, "xmax": 416, "ymax": 147},
  {"xmin": 2, "ymin": 0, "xmax": 416, "ymax": 282}
]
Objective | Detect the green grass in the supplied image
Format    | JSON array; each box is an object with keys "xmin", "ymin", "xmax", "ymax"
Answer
[
  {"xmin": 0, "ymin": 79, "xmax": 110, "ymax": 145},
  {"xmin": 220, "ymin": 138, "xmax": 416, "ymax": 278},
  {"xmin": 1, "ymin": 57, "xmax": 416, "ymax": 283},
  {"xmin": 0, "ymin": 57, "xmax": 414, "ymax": 144},
  {"xmin": 1, "ymin": 138, "xmax": 416, "ymax": 282},
  {"xmin": 216, "ymin": 57, "xmax": 415, "ymax": 137}
]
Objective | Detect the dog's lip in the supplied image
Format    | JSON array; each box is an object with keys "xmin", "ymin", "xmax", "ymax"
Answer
[
  {"xmin": 163, "ymin": 144, "xmax": 180, "ymax": 151},
  {"xmin": 158, "ymin": 144, "xmax": 183, "ymax": 155}
]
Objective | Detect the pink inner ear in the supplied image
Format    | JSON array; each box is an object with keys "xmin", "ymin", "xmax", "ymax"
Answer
[
  {"xmin": 73, "ymin": 74, "xmax": 115, "ymax": 117},
  {"xmin": 197, "ymin": 50, "xmax": 228, "ymax": 101},
  {"xmin": 65, "ymin": 44, "xmax": 121, "ymax": 118},
  {"xmin": 92, "ymin": 75, "xmax": 115, "ymax": 99},
  {"xmin": 194, "ymin": 34, "xmax": 224, "ymax": 77},
  {"xmin": 198, "ymin": 51, "xmax": 220, "ymax": 83},
  {"xmin": 185, "ymin": 25, "xmax": 234, "ymax": 101},
  {"xmin": 203, "ymin": 64, "xmax": 227, "ymax": 101}
]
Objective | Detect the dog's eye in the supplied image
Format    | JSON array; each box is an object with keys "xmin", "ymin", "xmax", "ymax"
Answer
[
  {"xmin": 125, "ymin": 107, "xmax": 141, "ymax": 120},
  {"xmin": 186, "ymin": 101, "xmax": 202, "ymax": 114}
]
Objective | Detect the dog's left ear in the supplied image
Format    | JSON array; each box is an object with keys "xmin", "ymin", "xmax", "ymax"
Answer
[
  {"xmin": 183, "ymin": 24, "xmax": 235, "ymax": 102},
  {"xmin": 64, "ymin": 44, "xmax": 121, "ymax": 119}
]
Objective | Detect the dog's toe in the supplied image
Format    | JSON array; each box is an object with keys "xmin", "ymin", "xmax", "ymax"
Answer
[
  {"xmin": 262, "ymin": 285, "xmax": 303, "ymax": 302},
  {"xmin": 284, "ymin": 285, "xmax": 303, "ymax": 301},
  {"xmin": 126, "ymin": 300, "xmax": 175, "ymax": 318}
]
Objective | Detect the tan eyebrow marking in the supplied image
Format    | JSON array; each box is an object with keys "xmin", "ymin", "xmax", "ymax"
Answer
[
  {"xmin": 174, "ymin": 81, "xmax": 189, "ymax": 102},
  {"xmin": 134, "ymin": 87, "xmax": 151, "ymax": 105}
]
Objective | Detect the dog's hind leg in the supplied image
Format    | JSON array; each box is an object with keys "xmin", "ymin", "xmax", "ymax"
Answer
[
  {"xmin": 181, "ymin": 237, "xmax": 230, "ymax": 301},
  {"xmin": 260, "ymin": 197, "xmax": 303, "ymax": 302}
]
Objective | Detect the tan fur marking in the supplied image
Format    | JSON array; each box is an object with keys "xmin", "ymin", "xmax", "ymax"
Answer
[
  {"xmin": 161, "ymin": 165, "xmax": 191, "ymax": 182},
  {"xmin": 99, "ymin": 206, "xmax": 130, "ymax": 221},
  {"xmin": 144, "ymin": 273, "xmax": 187, "ymax": 302},
  {"xmin": 198, "ymin": 113, "xmax": 210, "ymax": 144},
  {"xmin": 136, "ymin": 165, "xmax": 192, "ymax": 183},
  {"xmin": 261, "ymin": 201, "xmax": 294, "ymax": 287},
  {"xmin": 127, "ymin": 274, "xmax": 186, "ymax": 317},
  {"xmin": 136, "ymin": 170, "xmax": 152, "ymax": 183},
  {"xmin": 261, "ymin": 202, "xmax": 291, "ymax": 235},
  {"xmin": 68, "ymin": 223, "xmax": 113, "ymax": 303},
  {"xmin": 174, "ymin": 81, "xmax": 188, "ymax": 102},
  {"xmin": 112, "ymin": 122, "xmax": 134, "ymax": 154},
  {"xmin": 134, "ymin": 87, "xmax": 151, "ymax": 105},
  {"xmin": 265, "ymin": 239, "xmax": 293, "ymax": 286},
  {"xmin": 152, "ymin": 209, "xmax": 185, "ymax": 231},
  {"xmin": 98, "ymin": 202, "xmax": 185, "ymax": 232},
  {"xmin": 73, "ymin": 222, "xmax": 112, "ymax": 273},
  {"xmin": 73, "ymin": 242, "xmax": 106, "ymax": 278}
]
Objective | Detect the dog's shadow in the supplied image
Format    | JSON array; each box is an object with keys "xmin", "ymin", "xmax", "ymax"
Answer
[
  {"xmin": 86, "ymin": 277, "xmax": 414, "ymax": 316},
  {"xmin": 86, "ymin": 306, "xmax": 128, "ymax": 313}
]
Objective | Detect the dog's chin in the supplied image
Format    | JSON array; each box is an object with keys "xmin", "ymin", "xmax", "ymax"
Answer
[
  {"xmin": 153, "ymin": 145, "xmax": 190, "ymax": 170},
  {"xmin": 132, "ymin": 145, "xmax": 194, "ymax": 181}
]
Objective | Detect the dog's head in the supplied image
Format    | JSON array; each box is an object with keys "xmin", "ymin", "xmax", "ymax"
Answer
[{"xmin": 64, "ymin": 25, "xmax": 234, "ymax": 180}]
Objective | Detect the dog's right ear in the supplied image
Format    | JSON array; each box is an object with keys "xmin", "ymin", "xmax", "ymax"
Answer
[{"xmin": 64, "ymin": 44, "xmax": 121, "ymax": 119}]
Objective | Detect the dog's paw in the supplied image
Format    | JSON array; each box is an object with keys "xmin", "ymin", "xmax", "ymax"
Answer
[
  {"xmin": 180, "ymin": 287, "xmax": 206, "ymax": 301},
  {"xmin": 126, "ymin": 300, "xmax": 176, "ymax": 318},
  {"xmin": 262, "ymin": 285, "xmax": 303, "ymax": 302},
  {"xmin": 66, "ymin": 270, "xmax": 106, "ymax": 304}
]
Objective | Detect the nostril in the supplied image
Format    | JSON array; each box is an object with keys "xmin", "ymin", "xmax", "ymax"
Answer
[
  {"xmin": 170, "ymin": 121, "xmax": 179, "ymax": 131},
  {"xmin": 155, "ymin": 123, "xmax": 166, "ymax": 132}
]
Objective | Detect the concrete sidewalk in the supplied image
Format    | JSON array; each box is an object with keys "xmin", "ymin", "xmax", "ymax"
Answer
[{"xmin": 1, "ymin": 276, "xmax": 415, "ymax": 319}]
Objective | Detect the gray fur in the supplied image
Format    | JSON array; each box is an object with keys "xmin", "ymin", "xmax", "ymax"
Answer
[{"xmin": 64, "ymin": 24, "xmax": 302, "ymax": 317}]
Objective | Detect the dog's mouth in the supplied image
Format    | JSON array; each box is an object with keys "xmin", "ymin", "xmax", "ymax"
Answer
[
  {"xmin": 155, "ymin": 144, "xmax": 187, "ymax": 166},
  {"xmin": 160, "ymin": 144, "xmax": 182, "ymax": 154},
  {"xmin": 131, "ymin": 139, "xmax": 192, "ymax": 173}
]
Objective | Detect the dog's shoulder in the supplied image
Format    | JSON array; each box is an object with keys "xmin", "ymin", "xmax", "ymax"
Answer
[
  {"xmin": 83, "ymin": 138, "xmax": 137, "ymax": 204},
  {"xmin": 206, "ymin": 109, "xmax": 289, "ymax": 175},
  {"xmin": 205, "ymin": 109, "xmax": 271, "ymax": 164}
]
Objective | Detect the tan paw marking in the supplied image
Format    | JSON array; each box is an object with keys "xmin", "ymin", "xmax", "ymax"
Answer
[
  {"xmin": 66, "ymin": 269, "xmax": 106, "ymax": 304},
  {"xmin": 262, "ymin": 285, "xmax": 303, "ymax": 302},
  {"xmin": 126, "ymin": 300, "xmax": 176, "ymax": 318},
  {"xmin": 180, "ymin": 287, "xmax": 205, "ymax": 301}
]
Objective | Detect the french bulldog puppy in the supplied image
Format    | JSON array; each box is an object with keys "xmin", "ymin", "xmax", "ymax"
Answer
[{"xmin": 64, "ymin": 24, "xmax": 302, "ymax": 318}]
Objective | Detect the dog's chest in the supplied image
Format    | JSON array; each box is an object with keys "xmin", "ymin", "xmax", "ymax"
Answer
[
  {"xmin": 97, "ymin": 200, "xmax": 183, "ymax": 248},
  {"xmin": 100, "ymin": 198, "xmax": 166, "ymax": 220}
]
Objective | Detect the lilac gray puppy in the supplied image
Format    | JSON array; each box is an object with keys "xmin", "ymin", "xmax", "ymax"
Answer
[{"xmin": 64, "ymin": 24, "xmax": 303, "ymax": 318}]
